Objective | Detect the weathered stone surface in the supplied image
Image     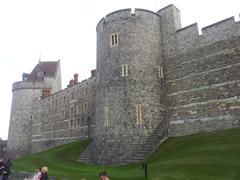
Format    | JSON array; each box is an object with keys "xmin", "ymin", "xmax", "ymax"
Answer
[{"xmin": 7, "ymin": 4, "xmax": 240, "ymax": 164}]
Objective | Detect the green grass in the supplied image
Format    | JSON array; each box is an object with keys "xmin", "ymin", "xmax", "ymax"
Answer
[{"xmin": 13, "ymin": 128, "xmax": 240, "ymax": 180}]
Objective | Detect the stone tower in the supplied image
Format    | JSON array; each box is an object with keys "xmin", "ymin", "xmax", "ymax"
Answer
[
  {"xmin": 92, "ymin": 8, "xmax": 169, "ymax": 164},
  {"xmin": 7, "ymin": 60, "xmax": 62, "ymax": 158}
]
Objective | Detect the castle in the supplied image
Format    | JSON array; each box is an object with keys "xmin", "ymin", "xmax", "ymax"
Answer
[{"xmin": 7, "ymin": 4, "xmax": 240, "ymax": 165}]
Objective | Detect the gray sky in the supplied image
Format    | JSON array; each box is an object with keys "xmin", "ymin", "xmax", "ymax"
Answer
[{"xmin": 0, "ymin": 0, "xmax": 239, "ymax": 140}]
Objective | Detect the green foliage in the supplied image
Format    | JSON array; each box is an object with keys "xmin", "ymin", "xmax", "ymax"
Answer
[{"xmin": 13, "ymin": 128, "xmax": 240, "ymax": 180}]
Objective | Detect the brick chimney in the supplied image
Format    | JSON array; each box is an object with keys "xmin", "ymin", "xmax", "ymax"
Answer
[
  {"xmin": 70, "ymin": 79, "xmax": 74, "ymax": 87},
  {"xmin": 74, "ymin": 73, "xmax": 79, "ymax": 85}
]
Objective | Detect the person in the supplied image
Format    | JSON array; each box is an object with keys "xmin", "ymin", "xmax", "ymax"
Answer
[
  {"xmin": 99, "ymin": 171, "xmax": 109, "ymax": 180},
  {"xmin": 0, "ymin": 158, "xmax": 4, "ymax": 180},
  {"xmin": 31, "ymin": 167, "xmax": 42, "ymax": 180},
  {"xmin": 2, "ymin": 159, "xmax": 12, "ymax": 180},
  {"xmin": 0, "ymin": 159, "xmax": 10, "ymax": 180},
  {"xmin": 40, "ymin": 167, "xmax": 48, "ymax": 180}
]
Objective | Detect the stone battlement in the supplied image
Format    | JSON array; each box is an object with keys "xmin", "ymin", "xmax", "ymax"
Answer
[
  {"xmin": 97, "ymin": 8, "xmax": 161, "ymax": 31},
  {"xmin": 12, "ymin": 81, "xmax": 52, "ymax": 92},
  {"xmin": 8, "ymin": 4, "xmax": 240, "ymax": 164},
  {"xmin": 175, "ymin": 16, "xmax": 240, "ymax": 54}
]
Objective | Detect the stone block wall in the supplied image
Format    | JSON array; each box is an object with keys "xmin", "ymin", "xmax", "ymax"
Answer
[
  {"xmin": 31, "ymin": 77, "xmax": 96, "ymax": 153},
  {"xmin": 174, "ymin": 16, "xmax": 240, "ymax": 55},
  {"xmin": 94, "ymin": 8, "xmax": 167, "ymax": 164},
  {"xmin": 166, "ymin": 36, "xmax": 240, "ymax": 136},
  {"xmin": 7, "ymin": 86, "xmax": 42, "ymax": 157}
]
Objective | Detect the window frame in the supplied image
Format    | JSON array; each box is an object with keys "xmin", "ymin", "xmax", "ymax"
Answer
[
  {"xmin": 110, "ymin": 33, "xmax": 119, "ymax": 47},
  {"xmin": 121, "ymin": 64, "xmax": 129, "ymax": 77}
]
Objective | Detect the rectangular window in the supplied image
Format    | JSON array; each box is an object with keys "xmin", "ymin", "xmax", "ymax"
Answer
[
  {"xmin": 77, "ymin": 118, "xmax": 80, "ymax": 126},
  {"xmin": 84, "ymin": 103, "xmax": 88, "ymax": 113},
  {"xmin": 136, "ymin": 104, "xmax": 143, "ymax": 124},
  {"xmin": 121, "ymin": 64, "xmax": 129, "ymax": 77},
  {"xmin": 110, "ymin": 33, "xmax": 119, "ymax": 47},
  {"xmin": 61, "ymin": 110, "xmax": 65, "ymax": 118},
  {"xmin": 63, "ymin": 96, "xmax": 66, "ymax": 105},
  {"xmin": 55, "ymin": 100, "xmax": 57, "ymax": 108},
  {"xmin": 77, "ymin": 105, "xmax": 81, "ymax": 114},
  {"xmin": 158, "ymin": 65, "xmax": 164, "ymax": 79},
  {"xmin": 104, "ymin": 107, "xmax": 109, "ymax": 127},
  {"xmin": 70, "ymin": 119, "xmax": 74, "ymax": 127},
  {"xmin": 71, "ymin": 92, "xmax": 74, "ymax": 100},
  {"xmin": 70, "ymin": 107, "xmax": 74, "ymax": 116}
]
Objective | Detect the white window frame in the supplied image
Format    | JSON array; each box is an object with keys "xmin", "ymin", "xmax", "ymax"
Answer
[
  {"xmin": 121, "ymin": 64, "xmax": 129, "ymax": 77},
  {"xmin": 136, "ymin": 104, "xmax": 143, "ymax": 124},
  {"xmin": 158, "ymin": 65, "xmax": 164, "ymax": 79},
  {"xmin": 104, "ymin": 107, "xmax": 109, "ymax": 127},
  {"xmin": 110, "ymin": 33, "xmax": 119, "ymax": 47}
]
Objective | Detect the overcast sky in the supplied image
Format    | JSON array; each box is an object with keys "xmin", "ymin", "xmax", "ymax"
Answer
[{"xmin": 0, "ymin": 0, "xmax": 239, "ymax": 140}]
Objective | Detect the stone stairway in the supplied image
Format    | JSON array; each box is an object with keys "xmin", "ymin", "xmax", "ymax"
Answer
[
  {"xmin": 124, "ymin": 121, "xmax": 168, "ymax": 164},
  {"xmin": 78, "ymin": 141, "xmax": 96, "ymax": 164},
  {"xmin": 79, "ymin": 120, "xmax": 168, "ymax": 165}
]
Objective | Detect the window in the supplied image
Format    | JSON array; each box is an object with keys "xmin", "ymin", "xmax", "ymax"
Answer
[
  {"xmin": 77, "ymin": 118, "xmax": 80, "ymax": 126},
  {"xmin": 110, "ymin": 33, "xmax": 119, "ymax": 47},
  {"xmin": 158, "ymin": 65, "xmax": 164, "ymax": 79},
  {"xmin": 70, "ymin": 119, "xmax": 74, "ymax": 126},
  {"xmin": 77, "ymin": 105, "xmax": 81, "ymax": 114},
  {"xmin": 121, "ymin": 64, "xmax": 129, "ymax": 77},
  {"xmin": 62, "ymin": 96, "xmax": 65, "ymax": 105},
  {"xmin": 70, "ymin": 107, "xmax": 74, "ymax": 116},
  {"xmin": 104, "ymin": 107, "xmax": 109, "ymax": 127},
  {"xmin": 84, "ymin": 103, "xmax": 88, "ymax": 113},
  {"xmin": 55, "ymin": 100, "xmax": 57, "ymax": 108},
  {"xmin": 61, "ymin": 110, "xmax": 65, "ymax": 118},
  {"xmin": 71, "ymin": 92, "xmax": 74, "ymax": 100},
  {"xmin": 135, "ymin": 104, "xmax": 143, "ymax": 124}
]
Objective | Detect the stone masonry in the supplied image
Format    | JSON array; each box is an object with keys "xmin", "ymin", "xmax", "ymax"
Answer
[{"xmin": 8, "ymin": 4, "xmax": 240, "ymax": 164}]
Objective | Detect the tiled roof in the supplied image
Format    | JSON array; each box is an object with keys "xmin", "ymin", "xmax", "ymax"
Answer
[{"xmin": 27, "ymin": 61, "xmax": 59, "ymax": 81}]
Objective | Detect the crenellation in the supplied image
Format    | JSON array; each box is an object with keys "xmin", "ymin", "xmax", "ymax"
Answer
[
  {"xmin": 201, "ymin": 17, "xmax": 236, "ymax": 44},
  {"xmin": 8, "ymin": 4, "xmax": 240, "ymax": 164},
  {"xmin": 172, "ymin": 16, "xmax": 240, "ymax": 55},
  {"xmin": 175, "ymin": 23, "xmax": 199, "ymax": 52}
]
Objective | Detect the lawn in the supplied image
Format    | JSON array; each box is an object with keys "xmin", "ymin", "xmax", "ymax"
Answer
[{"xmin": 13, "ymin": 128, "xmax": 240, "ymax": 180}]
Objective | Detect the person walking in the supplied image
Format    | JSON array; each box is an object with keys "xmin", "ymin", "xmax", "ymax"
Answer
[
  {"xmin": 99, "ymin": 171, "xmax": 109, "ymax": 180},
  {"xmin": 31, "ymin": 167, "xmax": 42, "ymax": 180},
  {"xmin": 40, "ymin": 167, "xmax": 48, "ymax": 180},
  {"xmin": 0, "ymin": 159, "xmax": 4, "ymax": 180}
]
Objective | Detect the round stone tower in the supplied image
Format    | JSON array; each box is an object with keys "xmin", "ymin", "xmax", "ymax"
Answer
[
  {"xmin": 7, "ymin": 81, "xmax": 47, "ymax": 157},
  {"xmin": 94, "ymin": 9, "xmax": 167, "ymax": 164},
  {"xmin": 7, "ymin": 61, "xmax": 61, "ymax": 158}
]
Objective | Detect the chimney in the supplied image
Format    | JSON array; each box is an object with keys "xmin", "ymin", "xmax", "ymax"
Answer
[
  {"xmin": 70, "ymin": 79, "xmax": 74, "ymax": 87},
  {"xmin": 91, "ymin": 69, "xmax": 97, "ymax": 77},
  {"xmin": 74, "ymin": 73, "xmax": 79, "ymax": 85},
  {"xmin": 42, "ymin": 89, "xmax": 51, "ymax": 98}
]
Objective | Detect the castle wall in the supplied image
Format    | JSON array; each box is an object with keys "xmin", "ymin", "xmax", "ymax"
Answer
[
  {"xmin": 0, "ymin": 140, "xmax": 7, "ymax": 158},
  {"xmin": 166, "ymin": 35, "xmax": 240, "ymax": 136},
  {"xmin": 174, "ymin": 17, "xmax": 240, "ymax": 54},
  {"xmin": 7, "ymin": 85, "xmax": 43, "ymax": 157},
  {"xmin": 157, "ymin": 4, "xmax": 182, "ymax": 58},
  {"xmin": 94, "ymin": 8, "xmax": 167, "ymax": 164},
  {"xmin": 7, "ymin": 4, "xmax": 240, "ymax": 165},
  {"xmin": 31, "ymin": 77, "xmax": 96, "ymax": 153},
  {"xmin": 7, "ymin": 61, "xmax": 63, "ymax": 157}
]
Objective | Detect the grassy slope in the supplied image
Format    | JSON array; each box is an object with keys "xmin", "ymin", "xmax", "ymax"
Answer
[{"xmin": 13, "ymin": 128, "xmax": 240, "ymax": 180}]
